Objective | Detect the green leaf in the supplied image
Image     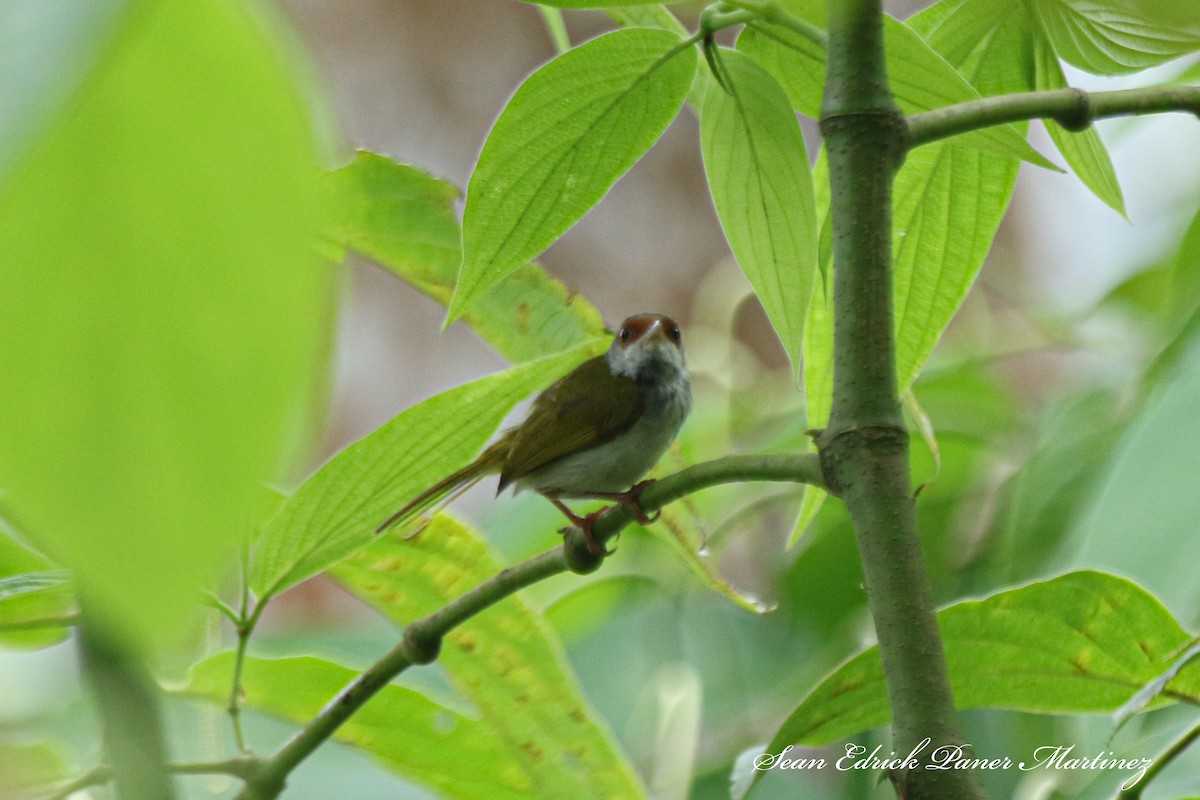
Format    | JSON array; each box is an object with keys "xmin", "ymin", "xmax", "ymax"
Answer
[
  {"xmin": 326, "ymin": 151, "xmax": 607, "ymax": 363},
  {"xmin": 332, "ymin": 514, "xmax": 645, "ymax": 799},
  {"xmin": 653, "ymin": 507, "xmax": 776, "ymax": 614},
  {"xmin": 0, "ymin": 0, "xmax": 331, "ymax": 651},
  {"xmin": 0, "ymin": 570, "xmax": 74, "ymax": 649},
  {"xmin": 1113, "ymin": 640, "xmax": 1200, "ymax": 734},
  {"xmin": 1033, "ymin": 34, "xmax": 1126, "ymax": 214},
  {"xmin": 451, "ymin": 28, "xmax": 696, "ymax": 321},
  {"xmin": 736, "ymin": 15, "xmax": 1053, "ymax": 168},
  {"xmin": 249, "ymin": 340, "xmax": 605, "ymax": 600},
  {"xmin": 699, "ymin": 48, "xmax": 817, "ymax": 376},
  {"xmin": 0, "ymin": 738, "xmax": 67, "ymax": 794},
  {"xmin": 1029, "ymin": 0, "xmax": 1200, "ymax": 75},
  {"xmin": 606, "ymin": 5, "xmax": 688, "ymax": 34},
  {"xmin": 769, "ymin": 570, "xmax": 1200, "ymax": 747},
  {"xmin": 892, "ymin": 145, "xmax": 1020, "ymax": 392},
  {"xmin": 1076, "ymin": 337, "xmax": 1200, "ymax": 614}
]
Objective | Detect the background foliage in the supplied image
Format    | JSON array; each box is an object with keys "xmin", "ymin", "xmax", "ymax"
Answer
[{"xmin": 2, "ymin": 1, "xmax": 1200, "ymax": 799}]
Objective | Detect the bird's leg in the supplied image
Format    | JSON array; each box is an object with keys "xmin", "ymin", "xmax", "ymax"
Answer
[
  {"xmin": 546, "ymin": 495, "xmax": 609, "ymax": 555},
  {"xmin": 577, "ymin": 480, "xmax": 660, "ymax": 525}
]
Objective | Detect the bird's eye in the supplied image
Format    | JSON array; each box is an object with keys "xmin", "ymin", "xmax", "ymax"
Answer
[
  {"xmin": 668, "ymin": 324, "xmax": 681, "ymax": 341},
  {"xmin": 619, "ymin": 327, "xmax": 631, "ymax": 341}
]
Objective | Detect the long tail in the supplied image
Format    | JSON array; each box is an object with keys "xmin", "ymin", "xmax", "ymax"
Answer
[{"xmin": 375, "ymin": 441, "xmax": 507, "ymax": 533}]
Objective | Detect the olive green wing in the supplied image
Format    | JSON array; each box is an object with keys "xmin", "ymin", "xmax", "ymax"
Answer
[{"xmin": 498, "ymin": 356, "xmax": 644, "ymax": 491}]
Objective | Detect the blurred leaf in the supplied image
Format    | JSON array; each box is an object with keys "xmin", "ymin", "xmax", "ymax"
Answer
[
  {"xmin": 0, "ymin": 569, "xmax": 74, "ymax": 649},
  {"xmin": 1076, "ymin": 337, "xmax": 1200, "ymax": 613},
  {"xmin": 606, "ymin": 5, "xmax": 687, "ymax": 34},
  {"xmin": 903, "ymin": 389, "xmax": 941, "ymax": 483},
  {"xmin": 699, "ymin": 48, "xmax": 817, "ymax": 377},
  {"xmin": 544, "ymin": 573, "xmax": 661, "ymax": 640},
  {"xmin": 326, "ymin": 151, "xmax": 606, "ymax": 363},
  {"xmin": 1113, "ymin": 640, "xmax": 1200, "ymax": 734},
  {"xmin": 451, "ymin": 28, "xmax": 696, "ymax": 321},
  {"xmin": 652, "ymin": 507, "xmax": 775, "ymax": 614},
  {"xmin": 0, "ymin": 0, "xmax": 128, "ymax": 181},
  {"xmin": 1033, "ymin": 34, "xmax": 1126, "ymax": 215},
  {"xmin": 332, "ymin": 514, "xmax": 647, "ymax": 799},
  {"xmin": 998, "ymin": 391, "xmax": 1128, "ymax": 577},
  {"xmin": 0, "ymin": 737, "xmax": 66, "ymax": 794},
  {"xmin": 1029, "ymin": 0, "xmax": 1200, "ymax": 75},
  {"xmin": 0, "ymin": 0, "xmax": 331, "ymax": 651},
  {"xmin": 1118, "ymin": 203, "xmax": 1200, "ymax": 383},
  {"xmin": 629, "ymin": 663, "xmax": 701, "ymax": 800},
  {"xmin": 769, "ymin": 571, "xmax": 1200, "ymax": 747},
  {"xmin": 249, "ymin": 340, "xmax": 604, "ymax": 600},
  {"xmin": 737, "ymin": 15, "xmax": 1053, "ymax": 167}
]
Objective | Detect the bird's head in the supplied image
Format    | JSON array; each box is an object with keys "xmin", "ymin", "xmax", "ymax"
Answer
[{"xmin": 606, "ymin": 313, "xmax": 686, "ymax": 381}]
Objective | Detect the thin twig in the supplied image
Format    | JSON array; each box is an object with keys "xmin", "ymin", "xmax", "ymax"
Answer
[
  {"xmin": 227, "ymin": 537, "xmax": 258, "ymax": 753},
  {"xmin": 1116, "ymin": 718, "xmax": 1200, "ymax": 799}
]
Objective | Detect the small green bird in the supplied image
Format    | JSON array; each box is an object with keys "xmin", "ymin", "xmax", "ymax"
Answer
[{"xmin": 377, "ymin": 313, "xmax": 692, "ymax": 553}]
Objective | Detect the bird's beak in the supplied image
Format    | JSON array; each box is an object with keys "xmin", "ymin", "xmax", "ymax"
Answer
[{"xmin": 644, "ymin": 318, "xmax": 667, "ymax": 341}]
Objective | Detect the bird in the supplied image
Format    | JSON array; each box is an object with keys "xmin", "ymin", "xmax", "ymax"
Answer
[{"xmin": 376, "ymin": 313, "xmax": 692, "ymax": 554}]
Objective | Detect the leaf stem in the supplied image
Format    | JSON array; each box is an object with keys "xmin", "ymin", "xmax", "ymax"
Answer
[
  {"xmin": 227, "ymin": 539, "xmax": 260, "ymax": 753},
  {"xmin": 907, "ymin": 85, "xmax": 1200, "ymax": 150},
  {"xmin": 231, "ymin": 453, "xmax": 822, "ymax": 800},
  {"xmin": 719, "ymin": 0, "xmax": 827, "ymax": 44},
  {"xmin": 38, "ymin": 758, "xmax": 263, "ymax": 800},
  {"xmin": 537, "ymin": 7, "xmax": 571, "ymax": 54},
  {"xmin": 37, "ymin": 765, "xmax": 112, "ymax": 800},
  {"xmin": 1117, "ymin": 717, "xmax": 1200, "ymax": 799}
]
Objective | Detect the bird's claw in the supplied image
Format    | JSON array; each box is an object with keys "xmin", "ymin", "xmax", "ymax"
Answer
[
  {"xmin": 557, "ymin": 508, "xmax": 611, "ymax": 556},
  {"xmin": 616, "ymin": 479, "xmax": 659, "ymax": 525}
]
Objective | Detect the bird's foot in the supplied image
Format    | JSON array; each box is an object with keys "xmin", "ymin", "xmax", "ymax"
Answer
[
  {"xmin": 614, "ymin": 480, "xmax": 659, "ymax": 525},
  {"xmin": 548, "ymin": 496, "xmax": 612, "ymax": 556}
]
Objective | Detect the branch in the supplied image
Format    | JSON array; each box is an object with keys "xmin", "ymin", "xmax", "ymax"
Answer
[
  {"xmin": 233, "ymin": 453, "xmax": 823, "ymax": 800},
  {"xmin": 33, "ymin": 765, "xmax": 111, "ymax": 800},
  {"xmin": 907, "ymin": 85, "xmax": 1200, "ymax": 149},
  {"xmin": 33, "ymin": 758, "xmax": 261, "ymax": 800},
  {"xmin": 821, "ymin": 0, "xmax": 984, "ymax": 798}
]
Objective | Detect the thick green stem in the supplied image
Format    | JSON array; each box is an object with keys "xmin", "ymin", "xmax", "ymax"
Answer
[
  {"xmin": 77, "ymin": 611, "xmax": 176, "ymax": 800},
  {"xmin": 820, "ymin": 1, "xmax": 984, "ymax": 798},
  {"xmin": 232, "ymin": 453, "xmax": 823, "ymax": 800},
  {"xmin": 907, "ymin": 85, "xmax": 1200, "ymax": 149}
]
